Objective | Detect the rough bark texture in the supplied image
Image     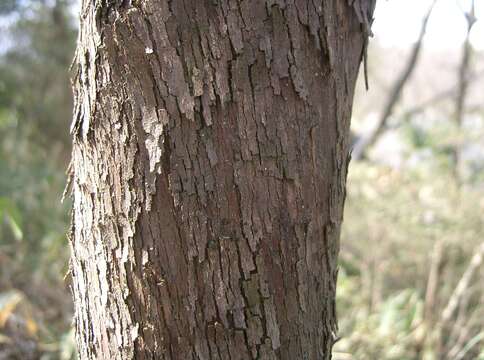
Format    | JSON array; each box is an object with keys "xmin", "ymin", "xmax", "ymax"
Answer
[{"xmin": 69, "ymin": 1, "xmax": 372, "ymax": 359}]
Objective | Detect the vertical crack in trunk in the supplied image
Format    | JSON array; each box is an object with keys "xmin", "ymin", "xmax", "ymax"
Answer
[{"xmin": 69, "ymin": 0, "xmax": 373, "ymax": 358}]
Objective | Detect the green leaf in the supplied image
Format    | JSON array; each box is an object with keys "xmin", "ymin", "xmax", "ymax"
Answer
[
  {"xmin": 0, "ymin": 197, "xmax": 23, "ymax": 241},
  {"xmin": 5, "ymin": 214, "xmax": 23, "ymax": 240}
]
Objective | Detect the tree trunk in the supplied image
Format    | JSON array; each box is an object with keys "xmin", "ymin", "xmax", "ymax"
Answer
[{"xmin": 69, "ymin": 1, "xmax": 373, "ymax": 359}]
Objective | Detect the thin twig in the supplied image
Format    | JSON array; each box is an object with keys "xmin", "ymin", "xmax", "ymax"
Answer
[
  {"xmin": 436, "ymin": 242, "xmax": 484, "ymax": 357},
  {"xmin": 441, "ymin": 243, "xmax": 484, "ymax": 324}
]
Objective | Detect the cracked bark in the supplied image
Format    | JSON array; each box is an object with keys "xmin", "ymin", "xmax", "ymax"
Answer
[{"xmin": 69, "ymin": 0, "xmax": 373, "ymax": 359}]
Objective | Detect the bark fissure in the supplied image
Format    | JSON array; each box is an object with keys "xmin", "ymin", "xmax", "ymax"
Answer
[{"xmin": 70, "ymin": 0, "xmax": 373, "ymax": 358}]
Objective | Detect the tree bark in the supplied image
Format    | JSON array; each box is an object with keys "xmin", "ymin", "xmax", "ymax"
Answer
[{"xmin": 69, "ymin": 1, "xmax": 373, "ymax": 359}]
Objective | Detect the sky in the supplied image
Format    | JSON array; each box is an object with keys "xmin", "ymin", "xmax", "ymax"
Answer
[{"xmin": 373, "ymin": 0, "xmax": 484, "ymax": 50}]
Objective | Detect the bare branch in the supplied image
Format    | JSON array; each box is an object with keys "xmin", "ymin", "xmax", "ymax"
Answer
[
  {"xmin": 387, "ymin": 67, "xmax": 484, "ymax": 127},
  {"xmin": 352, "ymin": 0, "xmax": 437, "ymax": 160}
]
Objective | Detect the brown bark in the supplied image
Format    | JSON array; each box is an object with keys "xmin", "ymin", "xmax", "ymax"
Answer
[{"xmin": 69, "ymin": 1, "xmax": 372, "ymax": 359}]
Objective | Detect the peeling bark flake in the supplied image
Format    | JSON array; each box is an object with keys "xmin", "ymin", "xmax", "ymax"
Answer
[{"xmin": 69, "ymin": 1, "xmax": 372, "ymax": 359}]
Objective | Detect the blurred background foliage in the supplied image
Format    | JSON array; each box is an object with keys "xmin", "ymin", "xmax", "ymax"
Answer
[
  {"xmin": 0, "ymin": 0, "xmax": 483, "ymax": 359},
  {"xmin": 0, "ymin": 0, "xmax": 76, "ymax": 358}
]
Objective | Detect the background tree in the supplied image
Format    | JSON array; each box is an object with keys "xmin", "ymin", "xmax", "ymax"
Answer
[
  {"xmin": 452, "ymin": 0, "xmax": 477, "ymax": 182},
  {"xmin": 69, "ymin": 0, "xmax": 374, "ymax": 358},
  {"xmin": 351, "ymin": 0, "xmax": 436, "ymax": 160}
]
